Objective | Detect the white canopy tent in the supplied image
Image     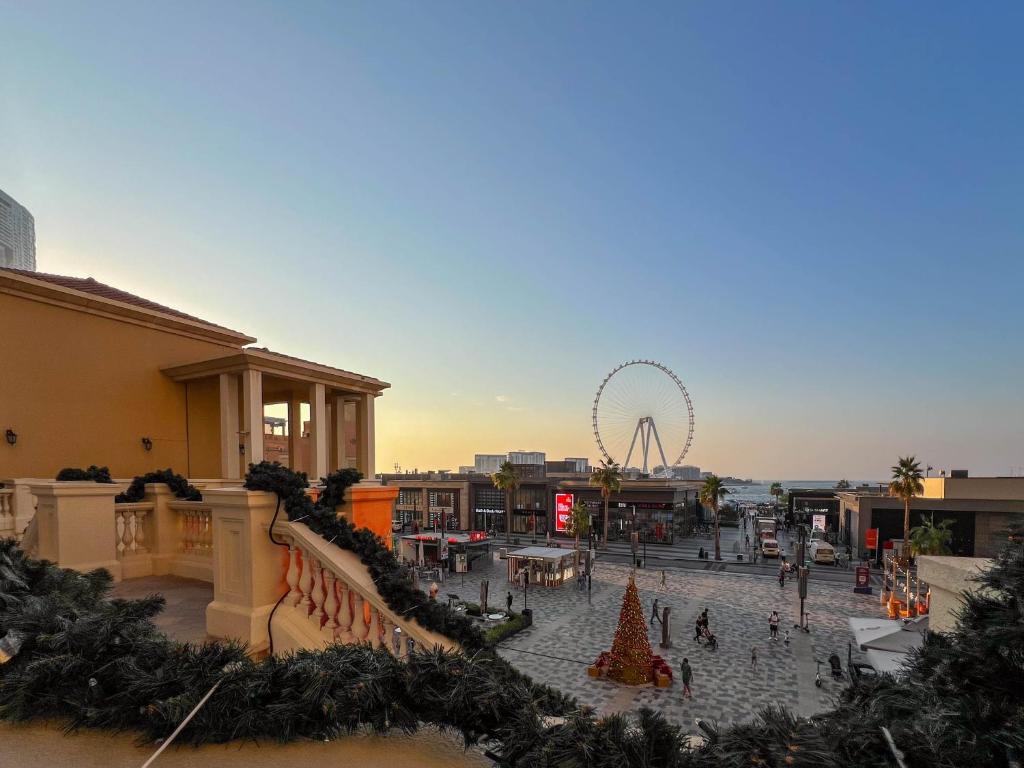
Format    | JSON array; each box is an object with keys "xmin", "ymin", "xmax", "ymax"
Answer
[{"xmin": 847, "ymin": 616, "xmax": 928, "ymax": 674}]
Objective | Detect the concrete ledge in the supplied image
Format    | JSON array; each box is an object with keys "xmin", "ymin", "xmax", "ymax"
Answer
[{"xmin": 206, "ymin": 600, "xmax": 274, "ymax": 653}]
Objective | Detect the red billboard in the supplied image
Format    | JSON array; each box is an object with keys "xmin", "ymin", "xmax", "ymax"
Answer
[
  {"xmin": 865, "ymin": 528, "xmax": 879, "ymax": 550},
  {"xmin": 555, "ymin": 493, "xmax": 574, "ymax": 532}
]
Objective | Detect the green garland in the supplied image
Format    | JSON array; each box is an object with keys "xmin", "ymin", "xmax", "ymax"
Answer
[
  {"xmin": 244, "ymin": 461, "xmax": 485, "ymax": 650},
  {"xmin": 55, "ymin": 466, "xmax": 114, "ymax": 483},
  {"xmin": 55, "ymin": 467, "xmax": 201, "ymax": 503}
]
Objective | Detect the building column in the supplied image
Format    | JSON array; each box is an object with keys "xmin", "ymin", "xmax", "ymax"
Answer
[
  {"xmin": 309, "ymin": 383, "xmax": 328, "ymax": 482},
  {"xmin": 421, "ymin": 488, "xmax": 430, "ymax": 528},
  {"xmin": 219, "ymin": 373, "xmax": 241, "ymax": 479},
  {"xmin": 242, "ymin": 369, "xmax": 264, "ymax": 468},
  {"xmin": 287, "ymin": 395, "xmax": 303, "ymax": 473},
  {"xmin": 333, "ymin": 395, "xmax": 348, "ymax": 470},
  {"xmin": 355, "ymin": 393, "xmax": 375, "ymax": 479}
]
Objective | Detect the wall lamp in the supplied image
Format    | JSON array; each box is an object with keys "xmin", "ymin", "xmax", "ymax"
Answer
[
  {"xmin": 4, "ymin": 429, "xmax": 16, "ymax": 446},
  {"xmin": 141, "ymin": 437, "xmax": 153, "ymax": 451}
]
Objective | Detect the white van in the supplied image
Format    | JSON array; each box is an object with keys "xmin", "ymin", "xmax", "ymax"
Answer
[
  {"xmin": 761, "ymin": 538, "xmax": 781, "ymax": 558},
  {"xmin": 810, "ymin": 539, "xmax": 835, "ymax": 564}
]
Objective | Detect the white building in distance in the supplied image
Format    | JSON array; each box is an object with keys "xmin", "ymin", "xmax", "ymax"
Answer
[
  {"xmin": 508, "ymin": 450, "xmax": 545, "ymax": 465},
  {"xmin": 474, "ymin": 454, "xmax": 506, "ymax": 474},
  {"xmin": 0, "ymin": 189, "xmax": 36, "ymax": 271}
]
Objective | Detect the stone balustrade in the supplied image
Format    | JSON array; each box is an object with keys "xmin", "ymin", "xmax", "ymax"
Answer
[{"xmin": 0, "ymin": 488, "xmax": 14, "ymax": 537}]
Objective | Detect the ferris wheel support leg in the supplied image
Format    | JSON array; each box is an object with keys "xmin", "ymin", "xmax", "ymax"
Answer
[
  {"xmin": 623, "ymin": 418, "xmax": 643, "ymax": 472},
  {"xmin": 649, "ymin": 419, "xmax": 672, "ymax": 478}
]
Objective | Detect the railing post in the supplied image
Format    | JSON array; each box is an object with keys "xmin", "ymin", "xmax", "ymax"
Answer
[
  {"xmin": 142, "ymin": 483, "xmax": 178, "ymax": 576},
  {"xmin": 203, "ymin": 487, "xmax": 288, "ymax": 653},
  {"xmin": 29, "ymin": 481, "xmax": 122, "ymax": 580}
]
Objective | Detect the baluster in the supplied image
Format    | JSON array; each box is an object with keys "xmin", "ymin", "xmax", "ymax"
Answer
[
  {"xmin": 286, "ymin": 544, "xmax": 301, "ymax": 605},
  {"xmin": 181, "ymin": 511, "xmax": 193, "ymax": 554},
  {"xmin": 133, "ymin": 511, "xmax": 147, "ymax": 553},
  {"xmin": 189, "ymin": 512, "xmax": 199, "ymax": 554},
  {"xmin": 202, "ymin": 511, "xmax": 213, "ymax": 554},
  {"xmin": 367, "ymin": 607, "xmax": 382, "ymax": 649},
  {"xmin": 323, "ymin": 571, "xmax": 339, "ymax": 639},
  {"xmin": 350, "ymin": 593, "xmax": 367, "ymax": 642},
  {"xmin": 336, "ymin": 580, "xmax": 353, "ymax": 642},
  {"xmin": 381, "ymin": 618, "xmax": 395, "ymax": 655},
  {"xmin": 298, "ymin": 548, "xmax": 313, "ymax": 613},
  {"xmin": 115, "ymin": 511, "xmax": 127, "ymax": 557},
  {"xmin": 310, "ymin": 558, "xmax": 326, "ymax": 627}
]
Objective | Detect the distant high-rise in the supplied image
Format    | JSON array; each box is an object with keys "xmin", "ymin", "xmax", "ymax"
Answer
[{"xmin": 0, "ymin": 189, "xmax": 36, "ymax": 270}]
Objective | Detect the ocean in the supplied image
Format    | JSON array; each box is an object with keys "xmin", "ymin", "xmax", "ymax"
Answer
[{"xmin": 722, "ymin": 480, "xmax": 884, "ymax": 504}]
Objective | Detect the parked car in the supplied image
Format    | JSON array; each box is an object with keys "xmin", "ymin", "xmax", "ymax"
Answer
[{"xmin": 761, "ymin": 538, "xmax": 781, "ymax": 558}]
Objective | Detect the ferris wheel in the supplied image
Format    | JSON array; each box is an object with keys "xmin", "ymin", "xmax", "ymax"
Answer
[{"xmin": 592, "ymin": 360, "xmax": 694, "ymax": 476}]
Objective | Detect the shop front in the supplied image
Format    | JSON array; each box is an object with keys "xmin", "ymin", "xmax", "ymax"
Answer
[
  {"xmin": 506, "ymin": 546, "xmax": 577, "ymax": 587},
  {"xmin": 399, "ymin": 531, "xmax": 491, "ymax": 572},
  {"xmin": 608, "ymin": 502, "xmax": 679, "ymax": 545}
]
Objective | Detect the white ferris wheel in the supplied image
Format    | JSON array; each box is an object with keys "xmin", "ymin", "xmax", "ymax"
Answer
[{"xmin": 591, "ymin": 360, "xmax": 694, "ymax": 476}]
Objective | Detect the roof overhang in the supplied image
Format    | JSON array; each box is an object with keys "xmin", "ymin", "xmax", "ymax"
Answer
[
  {"xmin": 0, "ymin": 269, "xmax": 255, "ymax": 347},
  {"xmin": 161, "ymin": 347, "xmax": 390, "ymax": 395}
]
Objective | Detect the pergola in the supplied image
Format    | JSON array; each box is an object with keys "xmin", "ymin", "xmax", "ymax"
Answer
[{"xmin": 162, "ymin": 347, "xmax": 389, "ymax": 481}]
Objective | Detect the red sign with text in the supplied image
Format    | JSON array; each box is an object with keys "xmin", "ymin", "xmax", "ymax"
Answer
[
  {"xmin": 865, "ymin": 528, "xmax": 879, "ymax": 550},
  {"xmin": 555, "ymin": 493, "xmax": 574, "ymax": 532}
]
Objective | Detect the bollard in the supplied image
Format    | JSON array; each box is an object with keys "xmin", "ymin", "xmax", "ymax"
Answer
[{"xmin": 659, "ymin": 605, "xmax": 672, "ymax": 648}]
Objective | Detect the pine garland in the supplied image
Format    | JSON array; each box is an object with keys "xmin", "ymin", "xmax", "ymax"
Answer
[
  {"xmin": 244, "ymin": 461, "xmax": 485, "ymax": 650},
  {"xmin": 55, "ymin": 466, "xmax": 114, "ymax": 483},
  {"xmin": 115, "ymin": 469, "xmax": 202, "ymax": 504}
]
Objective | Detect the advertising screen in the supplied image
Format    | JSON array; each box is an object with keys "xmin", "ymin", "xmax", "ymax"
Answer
[
  {"xmin": 555, "ymin": 493, "xmax": 574, "ymax": 532},
  {"xmin": 811, "ymin": 514, "xmax": 826, "ymax": 531}
]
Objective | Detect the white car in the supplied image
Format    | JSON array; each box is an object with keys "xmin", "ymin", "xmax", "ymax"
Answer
[{"xmin": 761, "ymin": 539, "xmax": 781, "ymax": 558}]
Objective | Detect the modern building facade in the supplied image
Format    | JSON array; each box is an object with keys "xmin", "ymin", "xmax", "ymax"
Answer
[
  {"xmin": 0, "ymin": 189, "xmax": 36, "ymax": 271},
  {"xmin": 0, "ymin": 268, "xmax": 382, "ymax": 479},
  {"xmin": 473, "ymin": 454, "xmax": 506, "ymax": 474},
  {"xmin": 787, "ymin": 474, "xmax": 1024, "ymax": 560},
  {"xmin": 508, "ymin": 450, "xmax": 545, "ymax": 465},
  {"xmin": 379, "ymin": 467, "xmax": 701, "ymax": 544}
]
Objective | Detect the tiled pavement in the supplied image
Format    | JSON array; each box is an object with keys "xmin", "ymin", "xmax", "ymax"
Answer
[{"xmin": 434, "ymin": 551, "xmax": 876, "ymax": 731}]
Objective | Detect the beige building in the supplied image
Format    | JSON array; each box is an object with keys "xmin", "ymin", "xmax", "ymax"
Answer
[{"xmin": 0, "ymin": 268, "xmax": 384, "ymax": 480}]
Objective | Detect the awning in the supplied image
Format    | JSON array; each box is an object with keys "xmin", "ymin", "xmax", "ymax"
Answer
[{"xmin": 848, "ymin": 617, "xmax": 926, "ymax": 674}]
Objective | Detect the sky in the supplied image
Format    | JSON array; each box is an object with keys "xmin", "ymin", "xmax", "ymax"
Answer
[{"xmin": 2, "ymin": 2, "xmax": 1022, "ymax": 480}]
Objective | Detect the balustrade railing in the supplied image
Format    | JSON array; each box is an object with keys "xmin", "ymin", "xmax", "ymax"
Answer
[
  {"xmin": 0, "ymin": 488, "xmax": 13, "ymax": 531},
  {"xmin": 279, "ymin": 525, "xmax": 444, "ymax": 657},
  {"xmin": 114, "ymin": 502, "xmax": 153, "ymax": 559},
  {"xmin": 168, "ymin": 501, "xmax": 213, "ymax": 558}
]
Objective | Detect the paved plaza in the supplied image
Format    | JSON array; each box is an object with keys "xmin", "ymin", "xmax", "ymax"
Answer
[{"xmin": 435, "ymin": 545, "xmax": 880, "ymax": 732}]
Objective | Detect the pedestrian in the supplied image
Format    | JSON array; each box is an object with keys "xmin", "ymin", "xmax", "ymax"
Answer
[
  {"xmin": 698, "ymin": 546, "xmax": 705, "ymax": 560},
  {"xmin": 769, "ymin": 610, "xmax": 780, "ymax": 640},
  {"xmin": 778, "ymin": 562, "xmax": 786, "ymax": 587},
  {"xmin": 680, "ymin": 657, "xmax": 693, "ymax": 698},
  {"xmin": 506, "ymin": 591, "xmax": 513, "ymax": 613},
  {"xmin": 745, "ymin": 534, "xmax": 750, "ymax": 548},
  {"xmin": 700, "ymin": 608, "xmax": 709, "ymax": 631},
  {"xmin": 783, "ymin": 630, "xmax": 791, "ymax": 647},
  {"xmin": 650, "ymin": 598, "xmax": 661, "ymax": 626},
  {"xmin": 693, "ymin": 617, "xmax": 703, "ymax": 643},
  {"xmin": 751, "ymin": 645, "xmax": 758, "ymax": 671}
]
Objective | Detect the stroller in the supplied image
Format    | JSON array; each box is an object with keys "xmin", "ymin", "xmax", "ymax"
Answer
[{"xmin": 697, "ymin": 624, "xmax": 718, "ymax": 650}]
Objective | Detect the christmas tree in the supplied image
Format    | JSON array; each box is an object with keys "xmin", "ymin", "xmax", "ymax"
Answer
[{"xmin": 606, "ymin": 576, "xmax": 654, "ymax": 685}]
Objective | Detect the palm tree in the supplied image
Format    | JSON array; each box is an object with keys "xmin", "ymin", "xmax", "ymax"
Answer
[
  {"xmin": 909, "ymin": 513, "xmax": 954, "ymax": 556},
  {"xmin": 769, "ymin": 482, "xmax": 783, "ymax": 507},
  {"xmin": 566, "ymin": 499, "xmax": 591, "ymax": 552},
  {"xmin": 491, "ymin": 461, "xmax": 519, "ymax": 544},
  {"xmin": 590, "ymin": 459, "xmax": 622, "ymax": 549},
  {"xmin": 889, "ymin": 456, "xmax": 924, "ymax": 558},
  {"xmin": 700, "ymin": 474, "xmax": 730, "ymax": 561}
]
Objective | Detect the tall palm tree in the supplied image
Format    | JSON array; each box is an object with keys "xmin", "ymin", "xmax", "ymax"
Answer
[
  {"xmin": 889, "ymin": 456, "xmax": 924, "ymax": 558},
  {"xmin": 700, "ymin": 474, "xmax": 730, "ymax": 561},
  {"xmin": 769, "ymin": 482, "xmax": 783, "ymax": 507},
  {"xmin": 491, "ymin": 461, "xmax": 519, "ymax": 544},
  {"xmin": 567, "ymin": 499, "xmax": 590, "ymax": 552},
  {"xmin": 590, "ymin": 459, "xmax": 622, "ymax": 549}
]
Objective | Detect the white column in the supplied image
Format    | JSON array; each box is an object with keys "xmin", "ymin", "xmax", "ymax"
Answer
[
  {"xmin": 309, "ymin": 383, "xmax": 328, "ymax": 481},
  {"xmin": 242, "ymin": 369, "xmax": 264, "ymax": 467},
  {"xmin": 287, "ymin": 395, "xmax": 303, "ymax": 472},
  {"xmin": 219, "ymin": 373, "xmax": 241, "ymax": 479},
  {"xmin": 355, "ymin": 393, "xmax": 375, "ymax": 479},
  {"xmin": 333, "ymin": 395, "xmax": 348, "ymax": 470}
]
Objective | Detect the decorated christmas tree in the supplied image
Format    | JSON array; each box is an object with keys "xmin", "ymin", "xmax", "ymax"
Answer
[{"xmin": 606, "ymin": 576, "xmax": 654, "ymax": 685}]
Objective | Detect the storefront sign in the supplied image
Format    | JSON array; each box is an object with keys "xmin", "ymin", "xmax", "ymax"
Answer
[
  {"xmin": 812, "ymin": 514, "xmax": 826, "ymax": 531},
  {"xmin": 865, "ymin": 528, "xmax": 879, "ymax": 549},
  {"xmin": 555, "ymin": 493, "xmax": 574, "ymax": 532}
]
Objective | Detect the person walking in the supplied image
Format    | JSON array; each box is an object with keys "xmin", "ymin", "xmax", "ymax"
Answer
[
  {"xmin": 650, "ymin": 598, "xmax": 661, "ymax": 626},
  {"xmin": 506, "ymin": 591, "xmax": 513, "ymax": 613},
  {"xmin": 694, "ymin": 616, "xmax": 704, "ymax": 643},
  {"xmin": 680, "ymin": 657, "xmax": 693, "ymax": 698},
  {"xmin": 778, "ymin": 562, "xmax": 786, "ymax": 587},
  {"xmin": 750, "ymin": 645, "xmax": 758, "ymax": 672},
  {"xmin": 769, "ymin": 610, "xmax": 780, "ymax": 641}
]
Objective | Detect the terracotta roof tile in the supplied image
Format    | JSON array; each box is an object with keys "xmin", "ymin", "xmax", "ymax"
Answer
[{"xmin": 1, "ymin": 267, "xmax": 249, "ymax": 337}]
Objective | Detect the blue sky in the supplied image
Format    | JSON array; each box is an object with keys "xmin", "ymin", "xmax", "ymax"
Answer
[{"xmin": 2, "ymin": 2, "xmax": 1022, "ymax": 478}]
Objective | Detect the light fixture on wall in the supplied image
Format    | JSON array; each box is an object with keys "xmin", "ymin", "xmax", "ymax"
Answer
[
  {"xmin": 141, "ymin": 437, "xmax": 153, "ymax": 451},
  {"xmin": 4, "ymin": 429, "xmax": 16, "ymax": 446},
  {"xmin": 239, "ymin": 443, "xmax": 246, "ymax": 454}
]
